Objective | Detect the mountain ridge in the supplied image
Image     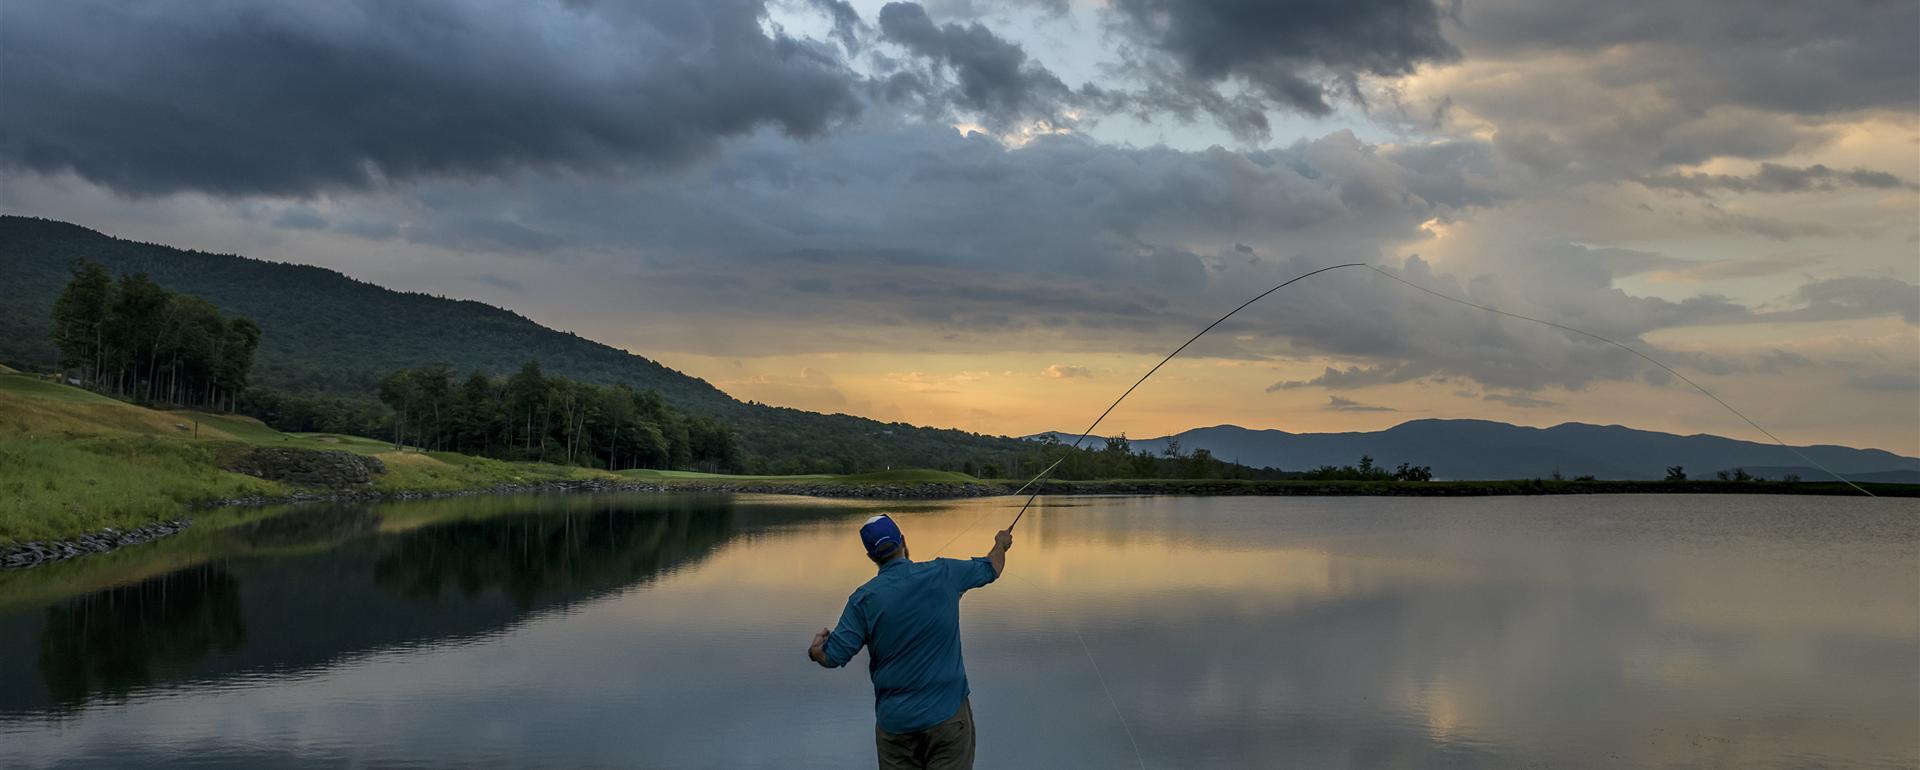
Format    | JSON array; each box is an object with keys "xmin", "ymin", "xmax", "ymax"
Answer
[
  {"xmin": 0, "ymin": 215, "xmax": 1026, "ymax": 473},
  {"xmin": 1031, "ymin": 418, "xmax": 1919, "ymax": 481}
]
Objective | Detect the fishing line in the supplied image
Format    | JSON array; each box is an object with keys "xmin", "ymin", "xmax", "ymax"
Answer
[
  {"xmin": 1001, "ymin": 571, "xmax": 1148, "ymax": 770},
  {"xmin": 1005, "ymin": 262, "xmax": 1369, "ymax": 531},
  {"xmin": 929, "ymin": 457, "xmax": 1063, "ymax": 558}
]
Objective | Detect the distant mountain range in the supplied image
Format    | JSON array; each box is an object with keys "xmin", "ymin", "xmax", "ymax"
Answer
[{"xmin": 1031, "ymin": 420, "xmax": 1920, "ymax": 482}]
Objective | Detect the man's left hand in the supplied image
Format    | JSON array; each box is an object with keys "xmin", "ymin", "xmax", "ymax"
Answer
[{"xmin": 809, "ymin": 626, "xmax": 830, "ymax": 662}]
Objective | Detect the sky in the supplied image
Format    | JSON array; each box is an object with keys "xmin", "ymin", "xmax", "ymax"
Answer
[{"xmin": 2, "ymin": 0, "xmax": 1916, "ymax": 454}]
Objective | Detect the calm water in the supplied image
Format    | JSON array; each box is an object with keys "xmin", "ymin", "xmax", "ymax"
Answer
[{"xmin": 0, "ymin": 493, "xmax": 1914, "ymax": 768}]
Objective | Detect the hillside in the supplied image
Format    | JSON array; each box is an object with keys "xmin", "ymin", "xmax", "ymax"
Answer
[
  {"xmin": 0, "ymin": 215, "xmax": 1026, "ymax": 472},
  {"xmin": 1037, "ymin": 420, "xmax": 1920, "ymax": 481},
  {"xmin": 0, "ymin": 370, "xmax": 615, "ymax": 542}
]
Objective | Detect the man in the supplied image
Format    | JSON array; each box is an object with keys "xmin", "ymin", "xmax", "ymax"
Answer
[{"xmin": 808, "ymin": 514, "xmax": 1012, "ymax": 769}]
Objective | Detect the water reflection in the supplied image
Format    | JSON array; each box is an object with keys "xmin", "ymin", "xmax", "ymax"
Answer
[
  {"xmin": 0, "ymin": 493, "xmax": 839, "ymax": 715},
  {"xmin": 37, "ymin": 565, "xmax": 245, "ymax": 709},
  {"xmin": 220, "ymin": 504, "xmax": 380, "ymax": 550},
  {"xmin": 0, "ymin": 493, "xmax": 1913, "ymax": 769},
  {"xmin": 370, "ymin": 499, "xmax": 733, "ymax": 606}
]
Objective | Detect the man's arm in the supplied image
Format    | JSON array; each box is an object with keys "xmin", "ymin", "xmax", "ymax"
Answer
[
  {"xmin": 808, "ymin": 596, "xmax": 866, "ymax": 668},
  {"xmin": 987, "ymin": 529, "xmax": 1012, "ymax": 577}
]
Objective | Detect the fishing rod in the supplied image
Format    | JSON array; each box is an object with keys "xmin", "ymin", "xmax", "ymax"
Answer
[
  {"xmin": 1005, "ymin": 262, "xmax": 1363, "ymax": 532},
  {"xmin": 1000, "ymin": 261, "xmax": 1874, "ymax": 534}
]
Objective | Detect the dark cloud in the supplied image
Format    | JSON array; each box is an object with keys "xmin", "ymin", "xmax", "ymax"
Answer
[
  {"xmin": 1844, "ymin": 372, "xmax": 1920, "ymax": 392},
  {"xmin": 1450, "ymin": 0, "xmax": 1919, "ymax": 117},
  {"xmin": 922, "ymin": 0, "xmax": 1070, "ymax": 18},
  {"xmin": 1762, "ymin": 277, "xmax": 1920, "ymax": 324},
  {"xmin": 877, "ymin": 2, "xmax": 1078, "ymax": 130},
  {"xmin": 1270, "ymin": 364, "xmax": 1432, "ymax": 392},
  {"xmin": 1753, "ymin": 349, "xmax": 1814, "ymax": 374},
  {"xmin": 1638, "ymin": 164, "xmax": 1916, "ymax": 196},
  {"xmin": 1421, "ymin": 0, "xmax": 1919, "ymax": 183},
  {"xmin": 1107, "ymin": 0, "xmax": 1458, "ymax": 133},
  {"xmin": 1324, "ymin": 395, "xmax": 1399, "ymax": 412},
  {"xmin": 468, "ymin": 274, "xmax": 527, "ymax": 293},
  {"xmin": 806, "ymin": 0, "xmax": 866, "ymax": 53},
  {"xmin": 0, "ymin": 0, "xmax": 863, "ymax": 197},
  {"xmin": 271, "ymin": 207, "xmax": 328, "ymax": 231}
]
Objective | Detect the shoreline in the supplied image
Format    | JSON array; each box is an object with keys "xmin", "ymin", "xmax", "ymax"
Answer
[{"xmin": 3, "ymin": 476, "xmax": 1909, "ymax": 570}]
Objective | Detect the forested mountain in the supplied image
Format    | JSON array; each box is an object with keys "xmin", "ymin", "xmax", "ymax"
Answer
[
  {"xmin": 1034, "ymin": 420, "xmax": 1920, "ymax": 481},
  {"xmin": 0, "ymin": 216, "xmax": 1025, "ymax": 473}
]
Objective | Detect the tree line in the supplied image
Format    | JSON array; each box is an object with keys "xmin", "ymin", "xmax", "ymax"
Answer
[
  {"xmin": 987, "ymin": 434, "xmax": 1302, "ymax": 481},
  {"xmin": 1300, "ymin": 455, "xmax": 1434, "ymax": 482},
  {"xmin": 50, "ymin": 259, "xmax": 259, "ymax": 411},
  {"xmin": 376, "ymin": 362, "xmax": 740, "ymax": 472}
]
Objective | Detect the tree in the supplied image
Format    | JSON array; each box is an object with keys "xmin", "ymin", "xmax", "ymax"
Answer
[
  {"xmin": 457, "ymin": 371, "xmax": 497, "ymax": 455},
  {"xmin": 49, "ymin": 262, "xmax": 260, "ymax": 410},
  {"xmin": 506, "ymin": 361, "xmax": 546, "ymax": 457},
  {"xmin": 1393, "ymin": 462, "xmax": 1433, "ymax": 482},
  {"xmin": 218, "ymin": 317, "xmax": 260, "ymax": 412},
  {"xmin": 50, "ymin": 259, "xmax": 113, "ymax": 386},
  {"xmin": 378, "ymin": 370, "xmax": 420, "ymax": 449},
  {"xmin": 102, "ymin": 273, "xmax": 168, "ymax": 399},
  {"xmin": 1664, "ymin": 465, "xmax": 1687, "ymax": 481}
]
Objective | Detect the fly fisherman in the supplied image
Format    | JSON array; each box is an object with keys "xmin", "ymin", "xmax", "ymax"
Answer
[{"xmin": 808, "ymin": 514, "xmax": 1012, "ymax": 769}]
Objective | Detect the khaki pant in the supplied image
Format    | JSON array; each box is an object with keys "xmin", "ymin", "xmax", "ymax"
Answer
[{"xmin": 875, "ymin": 698, "xmax": 975, "ymax": 770}]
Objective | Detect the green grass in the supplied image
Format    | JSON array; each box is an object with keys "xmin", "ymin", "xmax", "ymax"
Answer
[
  {"xmin": 615, "ymin": 467, "xmax": 978, "ymax": 485},
  {"xmin": 0, "ymin": 375, "xmax": 661, "ymax": 544},
  {"xmin": 0, "ymin": 373, "xmax": 124, "ymax": 404},
  {"xmin": 166, "ymin": 410, "xmax": 286, "ymax": 442},
  {"xmin": 290, "ymin": 432, "xmax": 405, "ymax": 454},
  {"xmin": 618, "ymin": 468, "xmax": 836, "ymax": 481},
  {"xmin": 837, "ymin": 469, "xmax": 979, "ymax": 483},
  {"xmin": 373, "ymin": 451, "xmax": 608, "ymax": 493},
  {"xmin": 0, "ymin": 433, "xmax": 284, "ymax": 542}
]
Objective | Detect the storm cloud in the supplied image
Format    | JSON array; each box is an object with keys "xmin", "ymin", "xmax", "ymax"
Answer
[
  {"xmin": 1107, "ymin": 0, "xmax": 1458, "ymax": 133},
  {"xmin": 876, "ymin": 2, "xmax": 1081, "ymax": 130},
  {"xmin": 0, "ymin": 0, "xmax": 863, "ymax": 196}
]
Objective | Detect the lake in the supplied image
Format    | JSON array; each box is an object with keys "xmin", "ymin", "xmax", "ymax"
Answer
[{"xmin": 1, "ymin": 493, "xmax": 1914, "ymax": 768}]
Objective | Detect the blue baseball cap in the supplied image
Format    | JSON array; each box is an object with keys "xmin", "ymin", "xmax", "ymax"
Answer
[{"xmin": 860, "ymin": 514, "xmax": 905, "ymax": 558}]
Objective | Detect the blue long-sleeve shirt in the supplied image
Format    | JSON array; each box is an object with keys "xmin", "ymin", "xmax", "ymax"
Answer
[{"xmin": 820, "ymin": 556, "xmax": 999, "ymax": 734}]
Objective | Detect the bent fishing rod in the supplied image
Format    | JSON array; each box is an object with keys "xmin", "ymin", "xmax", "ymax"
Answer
[{"xmin": 1002, "ymin": 262, "xmax": 1875, "ymax": 533}]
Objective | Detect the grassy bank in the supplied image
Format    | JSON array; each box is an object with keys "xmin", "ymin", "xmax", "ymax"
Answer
[
  {"xmin": 0, "ymin": 373, "xmax": 992, "ymax": 545},
  {"xmin": 616, "ymin": 468, "xmax": 979, "ymax": 485},
  {"xmin": 0, "ymin": 372, "xmax": 612, "ymax": 543}
]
